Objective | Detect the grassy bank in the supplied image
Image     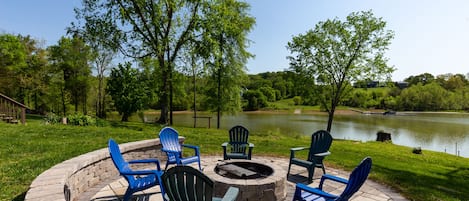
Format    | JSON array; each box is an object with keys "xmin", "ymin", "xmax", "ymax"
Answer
[{"xmin": 1, "ymin": 116, "xmax": 468, "ymax": 201}]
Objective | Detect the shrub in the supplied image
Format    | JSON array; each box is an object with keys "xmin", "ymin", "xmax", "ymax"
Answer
[
  {"xmin": 292, "ymin": 96, "xmax": 302, "ymax": 105},
  {"xmin": 44, "ymin": 113, "xmax": 62, "ymax": 124},
  {"xmin": 67, "ymin": 113, "xmax": 96, "ymax": 126}
]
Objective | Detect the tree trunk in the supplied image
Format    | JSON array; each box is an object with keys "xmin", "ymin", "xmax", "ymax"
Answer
[
  {"xmin": 121, "ymin": 113, "xmax": 129, "ymax": 122},
  {"xmin": 192, "ymin": 57, "xmax": 197, "ymax": 128},
  {"xmin": 61, "ymin": 87, "xmax": 66, "ymax": 116},
  {"xmin": 97, "ymin": 74, "xmax": 103, "ymax": 118},
  {"xmin": 326, "ymin": 107, "xmax": 336, "ymax": 132},
  {"xmin": 83, "ymin": 93, "xmax": 87, "ymax": 115},
  {"xmin": 216, "ymin": 35, "xmax": 224, "ymax": 129},
  {"xmin": 101, "ymin": 95, "xmax": 106, "ymax": 118},
  {"xmin": 169, "ymin": 64, "xmax": 173, "ymax": 126},
  {"xmin": 157, "ymin": 60, "xmax": 169, "ymax": 124}
]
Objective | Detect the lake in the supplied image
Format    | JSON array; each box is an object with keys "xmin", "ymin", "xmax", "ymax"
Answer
[{"xmin": 145, "ymin": 111, "xmax": 469, "ymax": 157}]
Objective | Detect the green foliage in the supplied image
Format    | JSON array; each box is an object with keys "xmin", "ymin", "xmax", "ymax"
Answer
[
  {"xmin": 67, "ymin": 113, "xmax": 96, "ymax": 126},
  {"xmin": 199, "ymin": 0, "xmax": 255, "ymax": 121},
  {"xmin": 398, "ymin": 83, "xmax": 449, "ymax": 111},
  {"xmin": 243, "ymin": 90, "xmax": 268, "ymax": 111},
  {"xmin": 287, "ymin": 10, "xmax": 395, "ymax": 131},
  {"xmin": 292, "ymin": 96, "xmax": 302, "ymax": 105},
  {"xmin": 48, "ymin": 36, "xmax": 92, "ymax": 115},
  {"xmin": 404, "ymin": 73, "xmax": 435, "ymax": 86},
  {"xmin": 44, "ymin": 113, "xmax": 62, "ymax": 124},
  {"xmin": 0, "ymin": 34, "xmax": 26, "ymax": 70},
  {"xmin": 259, "ymin": 86, "xmax": 276, "ymax": 102},
  {"xmin": 107, "ymin": 63, "xmax": 150, "ymax": 121}
]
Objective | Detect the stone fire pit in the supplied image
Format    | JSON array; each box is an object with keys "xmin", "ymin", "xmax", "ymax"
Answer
[{"xmin": 204, "ymin": 159, "xmax": 286, "ymax": 201}]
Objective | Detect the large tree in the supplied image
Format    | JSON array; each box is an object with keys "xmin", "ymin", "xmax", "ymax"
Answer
[
  {"xmin": 69, "ymin": 9, "xmax": 121, "ymax": 118},
  {"xmin": 199, "ymin": 0, "xmax": 255, "ymax": 128},
  {"xmin": 107, "ymin": 62, "xmax": 150, "ymax": 121},
  {"xmin": 0, "ymin": 34, "xmax": 26, "ymax": 97},
  {"xmin": 48, "ymin": 36, "xmax": 92, "ymax": 115},
  {"xmin": 287, "ymin": 10, "xmax": 395, "ymax": 132},
  {"xmin": 75, "ymin": 0, "xmax": 202, "ymax": 124}
]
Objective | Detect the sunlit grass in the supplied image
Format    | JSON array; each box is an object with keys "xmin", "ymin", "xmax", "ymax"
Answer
[{"xmin": 1, "ymin": 116, "xmax": 468, "ymax": 201}]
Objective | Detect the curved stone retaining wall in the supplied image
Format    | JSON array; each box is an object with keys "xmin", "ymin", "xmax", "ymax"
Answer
[{"xmin": 25, "ymin": 138, "xmax": 183, "ymax": 201}]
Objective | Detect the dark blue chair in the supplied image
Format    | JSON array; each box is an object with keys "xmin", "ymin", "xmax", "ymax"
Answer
[
  {"xmin": 288, "ymin": 130, "xmax": 333, "ymax": 183},
  {"xmin": 161, "ymin": 165, "xmax": 239, "ymax": 201},
  {"xmin": 293, "ymin": 157, "xmax": 372, "ymax": 201},
  {"xmin": 159, "ymin": 127, "xmax": 202, "ymax": 170},
  {"xmin": 108, "ymin": 139, "xmax": 164, "ymax": 201},
  {"xmin": 222, "ymin": 125, "xmax": 254, "ymax": 160}
]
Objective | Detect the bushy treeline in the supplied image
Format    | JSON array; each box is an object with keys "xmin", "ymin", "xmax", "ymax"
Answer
[
  {"xmin": 245, "ymin": 71, "xmax": 469, "ymax": 111},
  {"xmin": 2, "ymin": 33, "xmax": 469, "ymax": 117}
]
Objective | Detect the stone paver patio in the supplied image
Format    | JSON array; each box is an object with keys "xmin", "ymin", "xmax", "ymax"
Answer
[{"xmin": 78, "ymin": 155, "xmax": 407, "ymax": 201}]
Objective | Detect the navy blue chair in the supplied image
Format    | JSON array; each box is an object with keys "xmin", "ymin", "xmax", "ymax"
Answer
[
  {"xmin": 288, "ymin": 130, "xmax": 333, "ymax": 183},
  {"xmin": 293, "ymin": 157, "xmax": 372, "ymax": 201},
  {"xmin": 161, "ymin": 165, "xmax": 239, "ymax": 201},
  {"xmin": 108, "ymin": 139, "xmax": 164, "ymax": 201},
  {"xmin": 159, "ymin": 127, "xmax": 202, "ymax": 170},
  {"xmin": 222, "ymin": 125, "xmax": 254, "ymax": 160}
]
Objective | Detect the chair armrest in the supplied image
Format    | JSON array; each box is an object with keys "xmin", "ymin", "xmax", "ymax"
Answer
[
  {"xmin": 182, "ymin": 144, "xmax": 200, "ymax": 156},
  {"xmin": 290, "ymin": 147, "xmax": 306, "ymax": 159},
  {"xmin": 128, "ymin": 158, "xmax": 162, "ymax": 170},
  {"xmin": 248, "ymin": 143, "xmax": 254, "ymax": 148},
  {"xmin": 220, "ymin": 186, "xmax": 239, "ymax": 201},
  {"xmin": 318, "ymin": 174, "xmax": 348, "ymax": 190},
  {"xmin": 221, "ymin": 142, "xmax": 228, "ymax": 147},
  {"xmin": 295, "ymin": 183, "xmax": 338, "ymax": 200},
  {"xmin": 120, "ymin": 169, "xmax": 162, "ymax": 176},
  {"xmin": 321, "ymin": 174, "xmax": 349, "ymax": 185},
  {"xmin": 314, "ymin": 151, "xmax": 331, "ymax": 157},
  {"xmin": 182, "ymin": 144, "xmax": 199, "ymax": 150},
  {"xmin": 290, "ymin": 147, "xmax": 306, "ymax": 151}
]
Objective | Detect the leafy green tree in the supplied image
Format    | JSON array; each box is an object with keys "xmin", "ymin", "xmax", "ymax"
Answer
[
  {"xmin": 259, "ymin": 86, "xmax": 276, "ymax": 102},
  {"xmin": 404, "ymin": 73, "xmax": 435, "ymax": 86},
  {"xmin": 444, "ymin": 74, "xmax": 467, "ymax": 91},
  {"xmin": 287, "ymin": 10, "xmax": 394, "ymax": 132},
  {"xmin": 288, "ymin": 60, "xmax": 318, "ymax": 105},
  {"xmin": 69, "ymin": 9, "xmax": 121, "ymax": 118},
  {"xmin": 398, "ymin": 82, "xmax": 449, "ymax": 111},
  {"xmin": 0, "ymin": 34, "xmax": 26, "ymax": 97},
  {"xmin": 199, "ymin": 0, "xmax": 255, "ymax": 128},
  {"xmin": 18, "ymin": 35, "xmax": 49, "ymax": 111},
  {"xmin": 292, "ymin": 96, "xmax": 302, "ymax": 105},
  {"xmin": 107, "ymin": 63, "xmax": 150, "ymax": 121},
  {"xmin": 48, "ymin": 36, "xmax": 92, "ymax": 115},
  {"xmin": 242, "ymin": 90, "xmax": 267, "ymax": 111},
  {"xmin": 75, "ymin": 0, "xmax": 203, "ymax": 125}
]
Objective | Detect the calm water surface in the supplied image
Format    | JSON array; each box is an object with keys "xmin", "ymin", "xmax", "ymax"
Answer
[{"xmin": 150, "ymin": 112, "xmax": 469, "ymax": 157}]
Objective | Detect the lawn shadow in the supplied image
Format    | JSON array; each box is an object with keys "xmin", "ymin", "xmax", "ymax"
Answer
[{"xmin": 12, "ymin": 191, "xmax": 26, "ymax": 201}]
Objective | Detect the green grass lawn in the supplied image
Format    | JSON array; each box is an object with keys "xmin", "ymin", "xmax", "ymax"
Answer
[{"xmin": 1, "ymin": 115, "xmax": 469, "ymax": 201}]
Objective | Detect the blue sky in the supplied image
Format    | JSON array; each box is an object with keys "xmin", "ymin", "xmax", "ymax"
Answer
[{"xmin": 1, "ymin": 0, "xmax": 469, "ymax": 81}]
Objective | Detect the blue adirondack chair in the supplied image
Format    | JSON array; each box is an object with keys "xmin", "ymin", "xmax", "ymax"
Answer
[
  {"xmin": 161, "ymin": 165, "xmax": 239, "ymax": 201},
  {"xmin": 288, "ymin": 130, "xmax": 333, "ymax": 183},
  {"xmin": 222, "ymin": 125, "xmax": 254, "ymax": 160},
  {"xmin": 159, "ymin": 127, "xmax": 202, "ymax": 170},
  {"xmin": 292, "ymin": 157, "xmax": 372, "ymax": 201},
  {"xmin": 108, "ymin": 139, "xmax": 164, "ymax": 201}
]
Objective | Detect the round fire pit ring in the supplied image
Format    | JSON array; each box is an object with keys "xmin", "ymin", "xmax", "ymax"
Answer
[{"xmin": 204, "ymin": 159, "xmax": 286, "ymax": 201}]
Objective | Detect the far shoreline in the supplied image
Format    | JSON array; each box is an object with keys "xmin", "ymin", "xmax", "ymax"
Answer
[{"xmin": 149, "ymin": 108, "xmax": 469, "ymax": 116}]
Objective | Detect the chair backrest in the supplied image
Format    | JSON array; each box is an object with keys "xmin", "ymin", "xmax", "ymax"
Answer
[
  {"xmin": 161, "ymin": 165, "xmax": 214, "ymax": 201},
  {"xmin": 228, "ymin": 125, "xmax": 249, "ymax": 153},
  {"xmin": 337, "ymin": 157, "xmax": 372, "ymax": 201},
  {"xmin": 308, "ymin": 130, "xmax": 333, "ymax": 162},
  {"xmin": 108, "ymin": 139, "xmax": 133, "ymax": 179},
  {"xmin": 160, "ymin": 127, "xmax": 182, "ymax": 152}
]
